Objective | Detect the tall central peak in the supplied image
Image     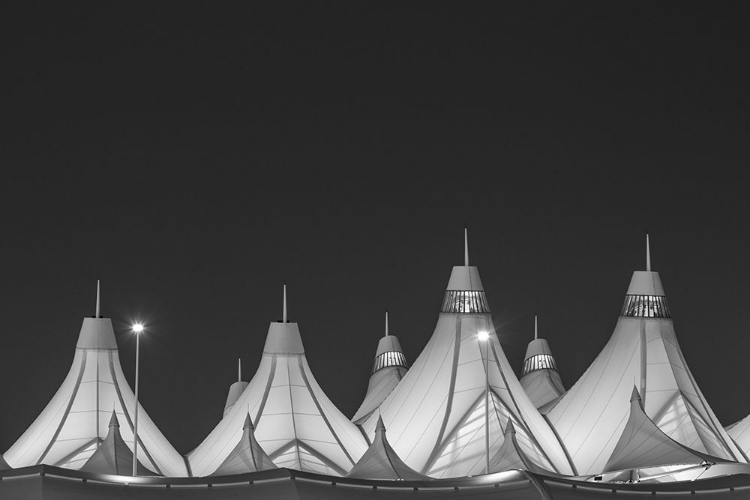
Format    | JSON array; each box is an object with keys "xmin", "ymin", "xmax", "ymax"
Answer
[{"xmin": 263, "ymin": 285, "xmax": 304, "ymax": 355}]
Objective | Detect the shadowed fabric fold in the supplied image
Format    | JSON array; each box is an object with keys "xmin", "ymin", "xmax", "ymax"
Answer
[
  {"xmin": 212, "ymin": 414, "xmax": 278, "ymax": 476},
  {"xmin": 604, "ymin": 388, "xmax": 722, "ymax": 473},
  {"xmin": 347, "ymin": 416, "xmax": 429, "ymax": 480},
  {"xmin": 80, "ymin": 411, "xmax": 155, "ymax": 476},
  {"xmin": 489, "ymin": 421, "xmax": 549, "ymax": 474}
]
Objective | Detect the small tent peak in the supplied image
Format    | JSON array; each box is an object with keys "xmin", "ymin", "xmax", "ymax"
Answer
[
  {"xmin": 243, "ymin": 413, "xmax": 254, "ymax": 430},
  {"xmin": 504, "ymin": 420, "xmax": 516, "ymax": 435},
  {"xmin": 95, "ymin": 280, "xmax": 101, "ymax": 318},
  {"xmin": 464, "ymin": 227, "xmax": 469, "ymax": 266},
  {"xmin": 630, "ymin": 386, "xmax": 642, "ymax": 403},
  {"xmin": 376, "ymin": 415, "xmax": 386, "ymax": 434},
  {"xmin": 108, "ymin": 410, "xmax": 119, "ymax": 428},
  {"xmin": 646, "ymin": 234, "xmax": 651, "ymax": 272}
]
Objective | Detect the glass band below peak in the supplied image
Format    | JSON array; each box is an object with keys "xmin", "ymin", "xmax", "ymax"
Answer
[
  {"xmin": 372, "ymin": 351, "xmax": 408, "ymax": 373},
  {"xmin": 441, "ymin": 290, "xmax": 490, "ymax": 313},
  {"xmin": 621, "ymin": 294, "xmax": 671, "ymax": 318},
  {"xmin": 522, "ymin": 354, "xmax": 558, "ymax": 376}
]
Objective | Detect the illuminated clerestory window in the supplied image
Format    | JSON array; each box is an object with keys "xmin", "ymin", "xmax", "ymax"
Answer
[
  {"xmin": 522, "ymin": 354, "xmax": 558, "ymax": 376},
  {"xmin": 372, "ymin": 351, "xmax": 408, "ymax": 373},
  {"xmin": 441, "ymin": 291, "xmax": 491, "ymax": 313},
  {"xmin": 621, "ymin": 295, "xmax": 671, "ymax": 318}
]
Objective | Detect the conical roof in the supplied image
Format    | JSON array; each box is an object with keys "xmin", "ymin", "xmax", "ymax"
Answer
[
  {"xmin": 519, "ymin": 317, "xmax": 565, "ymax": 409},
  {"xmin": 489, "ymin": 421, "xmax": 549, "ymax": 474},
  {"xmin": 604, "ymin": 388, "xmax": 720, "ymax": 473},
  {"xmin": 80, "ymin": 411, "xmax": 155, "ymax": 476},
  {"xmin": 212, "ymin": 414, "xmax": 278, "ymax": 476},
  {"xmin": 359, "ymin": 232, "xmax": 574, "ymax": 478},
  {"xmin": 3, "ymin": 284, "xmax": 188, "ymax": 476},
  {"xmin": 347, "ymin": 416, "xmax": 429, "ymax": 480},
  {"xmin": 223, "ymin": 359, "xmax": 249, "ymax": 418},
  {"xmin": 546, "ymin": 238, "xmax": 744, "ymax": 475},
  {"xmin": 187, "ymin": 286, "xmax": 368, "ymax": 477},
  {"xmin": 352, "ymin": 313, "xmax": 408, "ymax": 425}
]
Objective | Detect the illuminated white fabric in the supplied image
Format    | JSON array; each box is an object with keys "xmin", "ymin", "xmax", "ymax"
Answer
[
  {"xmin": 360, "ymin": 266, "xmax": 574, "ymax": 478},
  {"xmin": 2, "ymin": 318, "xmax": 188, "ymax": 476},
  {"xmin": 188, "ymin": 322, "xmax": 368, "ymax": 477},
  {"xmin": 726, "ymin": 415, "xmax": 750, "ymax": 461},
  {"xmin": 604, "ymin": 389, "xmax": 717, "ymax": 472},
  {"xmin": 546, "ymin": 271, "xmax": 743, "ymax": 475},
  {"xmin": 352, "ymin": 365, "xmax": 406, "ymax": 425},
  {"xmin": 520, "ymin": 369, "xmax": 565, "ymax": 410},
  {"xmin": 80, "ymin": 412, "xmax": 154, "ymax": 476},
  {"xmin": 212, "ymin": 415, "xmax": 277, "ymax": 476},
  {"xmin": 489, "ymin": 421, "xmax": 548, "ymax": 474},
  {"xmin": 347, "ymin": 417, "xmax": 428, "ymax": 480}
]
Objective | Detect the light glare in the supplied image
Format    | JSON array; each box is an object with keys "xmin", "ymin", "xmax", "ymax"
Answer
[
  {"xmin": 477, "ymin": 330, "xmax": 490, "ymax": 342},
  {"xmin": 132, "ymin": 323, "xmax": 144, "ymax": 334}
]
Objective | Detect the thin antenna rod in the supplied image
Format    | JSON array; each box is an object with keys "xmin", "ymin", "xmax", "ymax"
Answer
[
  {"xmin": 283, "ymin": 284, "xmax": 287, "ymax": 323},
  {"xmin": 534, "ymin": 314, "xmax": 538, "ymax": 341},
  {"xmin": 95, "ymin": 280, "xmax": 101, "ymax": 318},
  {"xmin": 238, "ymin": 358, "xmax": 242, "ymax": 382},
  {"xmin": 646, "ymin": 234, "xmax": 651, "ymax": 272},
  {"xmin": 464, "ymin": 227, "xmax": 469, "ymax": 266},
  {"xmin": 385, "ymin": 311, "xmax": 389, "ymax": 336}
]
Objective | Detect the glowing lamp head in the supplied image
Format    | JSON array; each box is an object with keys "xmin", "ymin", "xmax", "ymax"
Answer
[
  {"xmin": 477, "ymin": 330, "xmax": 490, "ymax": 342},
  {"xmin": 132, "ymin": 323, "xmax": 144, "ymax": 334}
]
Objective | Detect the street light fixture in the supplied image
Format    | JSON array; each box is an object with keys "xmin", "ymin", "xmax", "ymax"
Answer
[
  {"xmin": 478, "ymin": 330, "xmax": 490, "ymax": 474},
  {"xmin": 132, "ymin": 322, "xmax": 144, "ymax": 477}
]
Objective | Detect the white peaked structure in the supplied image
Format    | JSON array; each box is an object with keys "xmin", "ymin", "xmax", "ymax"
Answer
[
  {"xmin": 80, "ymin": 411, "xmax": 155, "ymax": 476},
  {"xmin": 546, "ymin": 236, "xmax": 745, "ymax": 475},
  {"xmin": 361, "ymin": 231, "xmax": 574, "ymax": 478},
  {"xmin": 603, "ymin": 388, "xmax": 719, "ymax": 473},
  {"xmin": 347, "ymin": 416, "xmax": 428, "ymax": 480},
  {"xmin": 351, "ymin": 312, "xmax": 408, "ymax": 426},
  {"xmin": 726, "ymin": 416, "xmax": 750, "ymax": 461},
  {"xmin": 223, "ymin": 359, "xmax": 248, "ymax": 417},
  {"xmin": 519, "ymin": 316, "xmax": 565, "ymax": 410},
  {"xmin": 489, "ymin": 420, "xmax": 548, "ymax": 474},
  {"xmin": 2, "ymin": 283, "xmax": 188, "ymax": 476},
  {"xmin": 212, "ymin": 414, "xmax": 278, "ymax": 476},
  {"xmin": 187, "ymin": 285, "xmax": 368, "ymax": 477}
]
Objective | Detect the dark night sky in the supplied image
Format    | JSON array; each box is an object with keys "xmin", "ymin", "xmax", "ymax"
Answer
[{"xmin": 1, "ymin": 3, "xmax": 749, "ymax": 456}]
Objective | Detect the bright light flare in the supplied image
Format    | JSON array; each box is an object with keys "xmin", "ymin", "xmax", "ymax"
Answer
[
  {"xmin": 132, "ymin": 323, "xmax": 144, "ymax": 334},
  {"xmin": 477, "ymin": 330, "xmax": 490, "ymax": 342}
]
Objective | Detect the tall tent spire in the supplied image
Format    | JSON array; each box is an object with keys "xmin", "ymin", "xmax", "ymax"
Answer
[
  {"xmin": 385, "ymin": 311, "xmax": 389, "ymax": 336},
  {"xmin": 283, "ymin": 284, "xmax": 287, "ymax": 323},
  {"xmin": 95, "ymin": 280, "xmax": 100, "ymax": 318},
  {"xmin": 238, "ymin": 358, "xmax": 242, "ymax": 383},
  {"xmin": 464, "ymin": 227, "xmax": 469, "ymax": 266},
  {"xmin": 534, "ymin": 314, "xmax": 538, "ymax": 341},
  {"xmin": 646, "ymin": 234, "xmax": 651, "ymax": 271}
]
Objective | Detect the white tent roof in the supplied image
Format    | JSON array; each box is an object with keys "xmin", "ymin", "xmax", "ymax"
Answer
[
  {"xmin": 519, "ymin": 318, "xmax": 565, "ymax": 409},
  {"xmin": 2, "ymin": 285, "xmax": 188, "ymax": 476},
  {"xmin": 223, "ymin": 359, "xmax": 249, "ymax": 418},
  {"xmin": 347, "ymin": 416, "xmax": 429, "ymax": 480},
  {"xmin": 79, "ymin": 411, "xmax": 155, "ymax": 476},
  {"xmin": 187, "ymin": 287, "xmax": 368, "ymax": 477},
  {"xmin": 724, "ymin": 416, "xmax": 750, "ymax": 462},
  {"xmin": 212, "ymin": 414, "xmax": 278, "ymax": 476},
  {"xmin": 545, "ymin": 243, "xmax": 744, "ymax": 475},
  {"xmin": 604, "ymin": 388, "xmax": 720, "ymax": 473},
  {"xmin": 359, "ymin": 238, "xmax": 574, "ymax": 478},
  {"xmin": 352, "ymin": 313, "xmax": 408, "ymax": 426},
  {"xmin": 489, "ymin": 420, "xmax": 549, "ymax": 474}
]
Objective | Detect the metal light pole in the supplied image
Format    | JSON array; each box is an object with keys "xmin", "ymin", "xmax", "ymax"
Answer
[
  {"xmin": 478, "ymin": 330, "xmax": 490, "ymax": 474},
  {"xmin": 132, "ymin": 323, "xmax": 144, "ymax": 477}
]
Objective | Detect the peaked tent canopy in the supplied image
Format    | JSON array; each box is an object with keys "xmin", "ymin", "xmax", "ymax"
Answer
[
  {"xmin": 489, "ymin": 420, "xmax": 549, "ymax": 474},
  {"xmin": 2, "ymin": 283, "xmax": 188, "ymax": 476},
  {"xmin": 188, "ymin": 285, "xmax": 368, "ymax": 477},
  {"xmin": 223, "ymin": 359, "xmax": 249, "ymax": 418},
  {"xmin": 361, "ymin": 231, "xmax": 575, "ymax": 478},
  {"xmin": 519, "ymin": 316, "xmax": 565, "ymax": 410},
  {"xmin": 545, "ymin": 237, "xmax": 744, "ymax": 475},
  {"xmin": 352, "ymin": 312, "xmax": 409, "ymax": 426},
  {"xmin": 79, "ymin": 411, "xmax": 155, "ymax": 476},
  {"xmin": 604, "ymin": 388, "xmax": 721, "ymax": 473},
  {"xmin": 347, "ymin": 416, "xmax": 429, "ymax": 480},
  {"xmin": 726, "ymin": 416, "xmax": 750, "ymax": 462},
  {"xmin": 212, "ymin": 414, "xmax": 278, "ymax": 476}
]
